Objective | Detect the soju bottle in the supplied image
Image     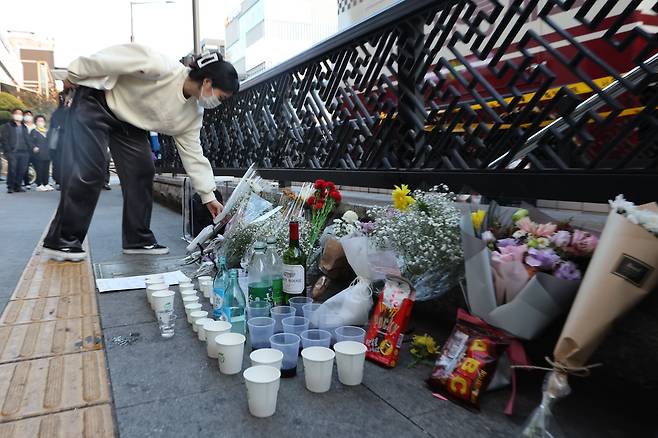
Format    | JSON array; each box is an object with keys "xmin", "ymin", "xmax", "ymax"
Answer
[
  {"xmin": 248, "ymin": 242, "xmax": 273, "ymax": 305},
  {"xmin": 223, "ymin": 269, "xmax": 246, "ymax": 335},
  {"xmin": 212, "ymin": 256, "xmax": 229, "ymax": 320},
  {"xmin": 266, "ymin": 237, "xmax": 284, "ymax": 306},
  {"xmin": 282, "ymin": 221, "xmax": 307, "ymax": 303}
]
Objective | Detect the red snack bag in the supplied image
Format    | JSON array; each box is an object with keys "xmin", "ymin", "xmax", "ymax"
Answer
[
  {"xmin": 365, "ymin": 276, "xmax": 415, "ymax": 368},
  {"xmin": 428, "ymin": 309, "xmax": 510, "ymax": 410}
]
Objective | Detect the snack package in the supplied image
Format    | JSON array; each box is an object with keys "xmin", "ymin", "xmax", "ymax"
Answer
[
  {"xmin": 428, "ymin": 309, "xmax": 510, "ymax": 410},
  {"xmin": 365, "ymin": 276, "xmax": 415, "ymax": 368}
]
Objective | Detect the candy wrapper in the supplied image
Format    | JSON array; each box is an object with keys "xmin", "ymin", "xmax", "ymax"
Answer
[
  {"xmin": 365, "ymin": 275, "xmax": 415, "ymax": 368},
  {"xmin": 428, "ymin": 309, "xmax": 510, "ymax": 411}
]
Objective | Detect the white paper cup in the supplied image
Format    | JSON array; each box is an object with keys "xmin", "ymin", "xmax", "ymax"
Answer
[
  {"xmin": 145, "ymin": 276, "xmax": 165, "ymax": 288},
  {"xmin": 189, "ymin": 310, "xmax": 209, "ymax": 331},
  {"xmin": 250, "ymin": 348, "xmax": 283, "ymax": 370},
  {"xmin": 243, "ymin": 365, "xmax": 281, "ymax": 418},
  {"xmin": 184, "ymin": 303, "xmax": 202, "ymax": 323},
  {"xmin": 301, "ymin": 346, "xmax": 335, "ymax": 393},
  {"xmin": 205, "ymin": 321, "xmax": 232, "ymax": 358},
  {"xmin": 198, "ymin": 276, "xmax": 213, "ymax": 298},
  {"xmin": 216, "ymin": 332, "xmax": 246, "ymax": 375},
  {"xmin": 180, "ymin": 289, "xmax": 198, "ymax": 300},
  {"xmin": 151, "ymin": 290, "xmax": 175, "ymax": 313},
  {"xmin": 146, "ymin": 283, "xmax": 168, "ymax": 308},
  {"xmin": 182, "ymin": 295, "xmax": 200, "ymax": 306},
  {"xmin": 195, "ymin": 318, "xmax": 213, "ymax": 341},
  {"xmin": 334, "ymin": 341, "xmax": 367, "ymax": 386}
]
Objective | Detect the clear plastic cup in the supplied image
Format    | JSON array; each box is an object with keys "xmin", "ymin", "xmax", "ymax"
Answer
[
  {"xmin": 270, "ymin": 306, "xmax": 296, "ymax": 333},
  {"xmin": 156, "ymin": 310, "xmax": 176, "ymax": 338},
  {"xmin": 289, "ymin": 296, "xmax": 313, "ymax": 317},
  {"xmin": 243, "ymin": 365, "xmax": 281, "ymax": 418},
  {"xmin": 247, "ymin": 301, "xmax": 271, "ymax": 320},
  {"xmin": 334, "ymin": 341, "xmax": 367, "ymax": 386},
  {"xmin": 335, "ymin": 326, "xmax": 366, "ymax": 344},
  {"xmin": 282, "ymin": 316, "xmax": 309, "ymax": 337},
  {"xmin": 184, "ymin": 303, "xmax": 202, "ymax": 323},
  {"xmin": 301, "ymin": 346, "xmax": 335, "ymax": 393},
  {"xmin": 250, "ymin": 348, "xmax": 283, "ymax": 369},
  {"xmin": 269, "ymin": 333, "xmax": 300, "ymax": 378},
  {"xmin": 247, "ymin": 317, "xmax": 275, "ymax": 350},
  {"xmin": 302, "ymin": 303, "xmax": 322, "ymax": 328},
  {"xmin": 318, "ymin": 312, "xmax": 345, "ymax": 344},
  {"xmin": 300, "ymin": 329, "xmax": 331, "ymax": 349}
]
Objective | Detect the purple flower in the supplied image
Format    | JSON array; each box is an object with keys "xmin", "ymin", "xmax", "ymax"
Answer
[
  {"xmin": 497, "ymin": 238, "xmax": 517, "ymax": 248},
  {"xmin": 525, "ymin": 248, "xmax": 561, "ymax": 270},
  {"xmin": 360, "ymin": 221, "xmax": 376, "ymax": 233},
  {"xmin": 550, "ymin": 230, "xmax": 571, "ymax": 248},
  {"xmin": 555, "ymin": 261, "xmax": 582, "ymax": 281}
]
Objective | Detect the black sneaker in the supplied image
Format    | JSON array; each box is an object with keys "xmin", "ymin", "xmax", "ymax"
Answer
[
  {"xmin": 7, "ymin": 188, "xmax": 13, "ymax": 193},
  {"xmin": 123, "ymin": 244, "xmax": 170, "ymax": 255},
  {"xmin": 43, "ymin": 246, "xmax": 87, "ymax": 262},
  {"xmin": 103, "ymin": 184, "xmax": 112, "ymax": 190}
]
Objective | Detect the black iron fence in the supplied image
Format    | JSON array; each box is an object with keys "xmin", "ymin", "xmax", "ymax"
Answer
[{"xmin": 159, "ymin": 0, "xmax": 658, "ymax": 202}]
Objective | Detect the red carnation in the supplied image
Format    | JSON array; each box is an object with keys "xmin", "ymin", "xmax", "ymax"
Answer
[
  {"xmin": 329, "ymin": 190, "xmax": 342, "ymax": 202},
  {"xmin": 326, "ymin": 181, "xmax": 336, "ymax": 191},
  {"xmin": 314, "ymin": 201, "xmax": 325, "ymax": 211},
  {"xmin": 314, "ymin": 179, "xmax": 326, "ymax": 189},
  {"xmin": 307, "ymin": 196, "xmax": 316, "ymax": 206}
]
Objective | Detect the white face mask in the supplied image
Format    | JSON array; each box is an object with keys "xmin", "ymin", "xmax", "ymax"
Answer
[
  {"xmin": 23, "ymin": 115, "xmax": 33, "ymax": 123},
  {"xmin": 36, "ymin": 121, "xmax": 46, "ymax": 129},
  {"xmin": 197, "ymin": 83, "xmax": 221, "ymax": 109},
  {"xmin": 13, "ymin": 114, "xmax": 23, "ymax": 122}
]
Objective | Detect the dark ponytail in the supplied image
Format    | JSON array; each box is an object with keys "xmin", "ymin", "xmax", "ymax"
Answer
[{"xmin": 188, "ymin": 50, "xmax": 240, "ymax": 94}]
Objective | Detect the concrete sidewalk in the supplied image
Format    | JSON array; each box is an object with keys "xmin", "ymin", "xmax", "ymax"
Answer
[{"xmin": 1, "ymin": 179, "xmax": 653, "ymax": 437}]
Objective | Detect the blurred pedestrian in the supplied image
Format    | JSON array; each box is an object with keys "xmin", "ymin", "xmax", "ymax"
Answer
[
  {"xmin": 31, "ymin": 115, "xmax": 54, "ymax": 191},
  {"xmin": 0, "ymin": 108, "xmax": 30, "ymax": 193},
  {"xmin": 22, "ymin": 110, "xmax": 36, "ymax": 188}
]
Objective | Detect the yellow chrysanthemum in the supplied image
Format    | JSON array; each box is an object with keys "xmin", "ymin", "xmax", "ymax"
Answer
[
  {"xmin": 411, "ymin": 334, "xmax": 439, "ymax": 355},
  {"xmin": 392, "ymin": 184, "xmax": 415, "ymax": 211},
  {"xmin": 471, "ymin": 210, "xmax": 486, "ymax": 231}
]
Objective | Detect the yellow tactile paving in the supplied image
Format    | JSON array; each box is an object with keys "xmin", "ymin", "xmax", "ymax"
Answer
[
  {"xmin": 0, "ymin": 404, "xmax": 114, "ymax": 437},
  {"xmin": 0, "ymin": 350, "xmax": 111, "ymax": 422},
  {"xmin": 0, "ymin": 233, "xmax": 116, "ymax": 435},
  {"xmin": 0, "ymin": 316, "xmax": 103, "ymax": 364}
]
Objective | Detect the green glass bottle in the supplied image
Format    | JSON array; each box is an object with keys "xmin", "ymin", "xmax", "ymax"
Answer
[
  {"xmin": 248, "ymin": 241, "xmax": 273, "ymax": 305},
  {"xmin": 282, "ymin": 221, "xmax": 307, "ymax": 303}
]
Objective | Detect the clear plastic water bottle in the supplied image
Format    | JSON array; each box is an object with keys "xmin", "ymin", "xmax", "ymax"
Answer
[
  {"xmin": 248, "ymin": 242, "xmax": 273, "ymax": 306},
  {"xmin": 223, "ymin": 269, "xmax": 246, "ymax": 335},
  {"xmin": 212, "ymin": 256, "xmax": 228, "ymax": 320},
  {"xmin": 265, "ymin": 237, "xmax": 284, "ymax": 306}
]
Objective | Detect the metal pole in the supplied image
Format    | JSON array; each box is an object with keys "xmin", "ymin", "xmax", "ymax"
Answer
[
  {"xmin": 130, "ymin": 2, "xmax": 135, "ymax": 43},
  {"xmin": 192, "ymin": 0, "xmax": 200, "ymax": 55}
]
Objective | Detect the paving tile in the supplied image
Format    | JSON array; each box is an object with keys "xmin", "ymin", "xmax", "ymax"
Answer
[
  {"xmin": 0, "ymin": 317, "xmax": 103, "ymax": 364},
  {"xmin": 103, "ymin": 318, "xmax": 232, "ymax": 408},
  {"xmin": 0, "ymin": 404, "xmax": 115, "ymax": 437},
  {"xmin": 115, "ymin": 375, "xmax": 431, "ymax": 438},
  {"xmin": 0, "ymin": 295, "xmax": 98, "ymax": 326},
  {"xmin": 11, "ymin": 260, "xmax": 94, "ymax": 301},
  {"xmin": 0, "ymin": 351, "xmax": 111, "ymax": 422}
]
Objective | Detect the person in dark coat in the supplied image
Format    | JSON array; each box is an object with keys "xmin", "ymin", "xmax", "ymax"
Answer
[
  {"xmin": 0, "ymin": 108, "xmax": 31, "ymax": 193},
  {"xmin": 30, "ymin": 115, "xmax": 54, "ymax": 191}
]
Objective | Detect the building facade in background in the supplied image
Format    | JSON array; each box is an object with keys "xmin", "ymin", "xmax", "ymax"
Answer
[
  {"xmin": 225, "ymin": 0, "xmax": 337, "ymax": 80},
  {"xmin": 6, "ymin": 30, "xmax": 55, "ymax": 95},
  {"xmin": 337, "ymin": 0, "xmax": 401, "ymax": 30},
  {"xmin": 0, "ymin": 31, "xmax": 24, "ymax": 93}
]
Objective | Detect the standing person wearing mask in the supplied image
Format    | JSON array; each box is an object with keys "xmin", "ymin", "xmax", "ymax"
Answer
[
  {"xmin": 22, "ymin": 110, "xmax": 36, "ymax": 189},
  {"xmin": 0, "ymin": 108, "xmax": 31, "ymax": 193},
  {"xmin": 44, "ymin": 44, "xmax": 237, "ymax": 261},
  {"xmin": 30, "ymin": 115, "xmax": 54, "ymax": 191}
]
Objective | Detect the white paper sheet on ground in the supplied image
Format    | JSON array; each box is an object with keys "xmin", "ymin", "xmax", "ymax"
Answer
[{"xmin": 96, "ymin": 270, "xmax": 189, "ymax": 293}]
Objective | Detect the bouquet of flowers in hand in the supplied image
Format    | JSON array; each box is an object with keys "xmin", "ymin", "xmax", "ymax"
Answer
[
  {"xmin": 307, "ymin": 179, "xmax": 342, "ymax": 248},
  {"xmin": 462, "ymin": 203, "xmax": 598, "ymax": 340},
  {"xmin": 367, "ymin": 184, "xmax": 464, "ymax": 301}
]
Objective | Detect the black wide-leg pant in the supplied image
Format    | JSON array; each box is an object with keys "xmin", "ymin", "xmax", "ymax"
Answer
[{"xmin": 44, "ymin": 87, "xmax": 157, "ymax": 251}]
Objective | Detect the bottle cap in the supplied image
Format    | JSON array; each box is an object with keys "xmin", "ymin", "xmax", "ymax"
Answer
[{"xmin": 253, "ymin": 241, "xmax": 266, "ymax": 251}]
